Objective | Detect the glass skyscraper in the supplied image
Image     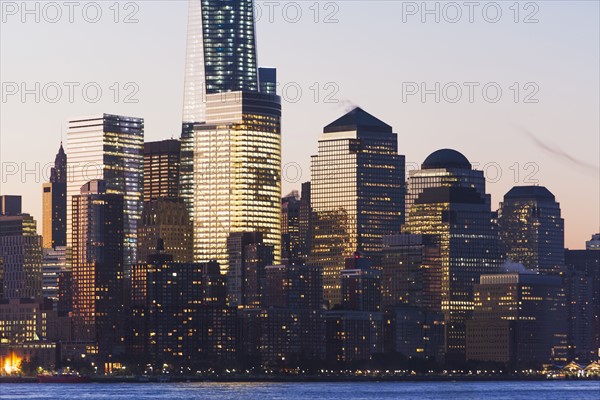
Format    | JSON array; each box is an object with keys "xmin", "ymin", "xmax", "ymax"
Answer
[
  {"xmin": 498, "ymin": 186, "xmax": 565, "ymax": 273},
  {"xmin": 193, "ymin": 91, "xmax": 282, "ymax": 273},
  {"xmin": 309, "ymin": 107, "xmax": 405, "ymax": 307},
  {"xmin": 403, "ymin": 149, "xmax": 500, "ymax": 362},
  {"xmin": 67, "ymin": 114, "xmax": 144, "ymax": 272},
  {"xmin": 42, "ymin": 143, "xmax": 67, "ymax": 249}
]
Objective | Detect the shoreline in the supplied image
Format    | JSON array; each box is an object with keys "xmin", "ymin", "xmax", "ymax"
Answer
[{"xmin": 1, "ymin": 375, "xmax": 598, "ymax": 384}]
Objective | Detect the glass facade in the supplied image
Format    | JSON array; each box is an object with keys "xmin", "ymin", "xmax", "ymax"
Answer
[
  {"xmin": 193, "ymin": 92, "xmax": 282, "ymax": 274},
  {"xmin": 309, "ymin": 108, "xmax": 405, "ymax": 307},
  {"xmin": 42, "ymin": 143, "xmax": 67, "ymax": 249},
  {"xmin": 67, "ymin": 114, "xmax": 144, "ymax": 273},
  {"xmin": 143, "ymin": 139, "xmax": 180, "ymax": 202},
  {"xmin": 182, "ymin": 0, "xmax": 259, "ymax": 124},
  {"xmin": 498, "ymin": 186, "xmax": 564, "ymax": 273}
]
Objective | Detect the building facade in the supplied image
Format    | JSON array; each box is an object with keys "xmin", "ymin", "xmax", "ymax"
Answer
[
  {"xmin": 309, "ymin": 107, "xmax": 405, "ymax": 307},
  {"xmin": 143, "ymin": 139, "xmax": 180, "ymax": 202},
  {"xmin": 67, "ymin": 114, "xmax": 143, "ymax": 273},
  {"xmin": 42, "ymin": 143, "xmax": 67, "ymax": 249}
]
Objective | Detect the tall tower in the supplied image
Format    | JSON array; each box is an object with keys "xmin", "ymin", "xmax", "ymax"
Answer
[
  {"xmin": 42, "ymin": 143, "xmax": 67, "ymax": 249},
  {"xmin": 66, "ymin": 114, "xmax": 143, "ymax": 273},
  {"xmin": 143, "ymin": 139, "xmax": 180, "ymax": 202},
  {"xmin": 498, "ymin": 186, "xmax": 565, "ymax": 273},
  {"xmin": 193, "ymin": 91, "xmax": 282, "ymax": 272},
  {"xmin": 180, "ymin": 0, "xmax": 261, "ymax": 219},
  {"xmin": 309, "ymin": 107, "xmax": 405, "ymax": 307},
  {"xmin": 71, "ymin": 180, "xmax": 124, "ymax": 359},
  {"xmin": 404, "ymin": 149, "xmax": 500, "ymax": 362}
]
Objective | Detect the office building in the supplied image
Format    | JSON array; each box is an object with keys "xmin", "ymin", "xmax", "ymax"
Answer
[
  {"xmin": 466, "ymin": 273, "xmax": 568, "ymax": 365},
  {"xmin": 143, "ymin": 139, "xmax": 180, "ymax": 202},
  {"xmin": 281, "ymin": 191, "xmax": 301, "ymax": 260},
  {"xmin": 67, "ymin": 114, "xmax": 143, "ymax": 273},
  {"xmin": 310, "ymin": 107, "xmax": 405, "ymax": 307},
  {"xmin": 71, "ymin": 180, "xmax": 124, "ymax": 360},
  {"xmin": 0, "ymin": 196, "xmax": 43, "ymax": 299},
  {"xmin": 42, "ymin": 143, "xmax": 67, "ymax": 249},
  {"xmin": 498, "ymin": 186, "xmax": 564, "ymax": 273}
]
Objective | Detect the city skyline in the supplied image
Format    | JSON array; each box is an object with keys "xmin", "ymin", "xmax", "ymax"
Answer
[{"xmin": 0, "ymin": 1, "xmax": 598, "ymax": 249}]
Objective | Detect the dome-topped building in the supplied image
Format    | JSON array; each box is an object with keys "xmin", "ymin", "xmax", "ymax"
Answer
[
  {"xmin": 406, "ymin": 148, "xmax": 489, "ymax": 216},
  {"xmin": 422, "ymin": 148, "xmax": 472, "ymax": 170}
]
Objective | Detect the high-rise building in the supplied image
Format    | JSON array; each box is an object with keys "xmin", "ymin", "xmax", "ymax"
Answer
[
  {"xmin": 309, "ymin": 107, "xmax": 405, "ymax": 307},
  {"xmin": 258, "ymin": 67, "xmax": 277, "ymax": 95},
  {"xmin": 226, "ymin": 232, "xmax": 274, "ymax": 307},
  {"xmin": 298, "ymin": 182, "xmax": 312, "ymax": 261},
  {"xmin": 67, "ymin": 114, "xmax": 143, "ymax": 273},
  {"xmin": 71, "ymin": 180, "xmax": 124, "ymax": 360},
  {"xmin": 341, "ymin": 253, "xmax": 382, "ymax": 312},
  {"xmin": 498, "ymin": 186, "xmax": 565, "ymax": 273},
  {"xmin": 405, "ymin": 148, "xmax": 489, "ymax": 218},
  {"xmin": 0, "ymin": 196, "xmax": 43, "ymax": 299},
  {"xmin": 193, "ymin": 91, "xmax": 282, "ymax": 272},
  {"xmin": 466, "ymin": 273, "xmax": 568, "ymax": 365},
  {"xmin": 143, "ymin": 139, "xmax": 180, "ymax": 202},
  {"xmin": 41, "ymin": 246, "xmax": 67, "ymax": 306},
  {"xmin": 565, "ymin": 242, "xmax": 600, "ymax": 362},
  {"xmin": 179, "ymin": 123, "xmax": 195, "ymax": 220},
  {"xmin": 586, "ymin": 233, "xmax": 600, "ymax": 250},
  {"xmin": 182, "ymin": 0, "xmax": 259, "ymax": 124},
  {"xmin": 281, "ymin": 191, "xmax": 301, "ymax": 260},
  {"xmin": 42, "ymin": 143, "xmax": 67, "ymax": 249},
  {"xmin": 137, "ymin": 198, "xmax": 192, "ymax": 263},
  {"xmin": 403, "ymin": 149, "xmax": 500, "ymax": 362},
  {"xmin": 381, "ymin": 233, "xmax": 442, "ymax": 310}
]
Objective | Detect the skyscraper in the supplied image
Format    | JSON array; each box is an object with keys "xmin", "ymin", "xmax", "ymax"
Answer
[
  {"xmin": 71, "ymin": 180, "xmax": 124, "ymax": 359},
  {"xmin": 193, "ymin": 91, "xmax": 282, "ymax": 272},
  {"xmin": 0, "ymin": 196, "xmax": 43, "ymax": 300},
  {"xmin": 498, "ymin": 186, "xmax": 564, "ymax": 273},
  {"xmin": 182, "ymin": 0, "xmax": 259, "ymax": 124},
  {"xmin": 309, "ymin": 107, "xmax": 405, "ymax": 307},
  {"xmin": 403, "ymin": 149, "xmax": 500, "ymax": 362},
  {"xmin": 143, "ymin": 139, "xmax": 180, "ymax": 202},
  {"xmin": 42, "ymin": 143, "xmax": 67, "ymax": 249},
  {"xmin": 67, "ymin": 114, "xmax": 143, "ymax": 273},
  {"xmin": 281, "ymin": 191, "xmax": 301, "ymax": 260},
  {"xmin": 405, "ymin": 148, "xmax": 489, "ymax": 218}
]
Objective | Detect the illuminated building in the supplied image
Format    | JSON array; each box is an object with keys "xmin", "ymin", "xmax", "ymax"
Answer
[
  {"xmin": 258, "ymin": 67, "xmax": 277, "ymax": 95},
  {"xmin": 310, "ymin": 107, "xmax": 405, "ymax": 307},
  {"xmin": 143, "ymin": 139, "xmax": 180, "ymax": 202},
  {"xmin": 193, "ymin": 91, "xmax": 282, "ymax": 274},
  {"xmin": 281, "ymin": 191, "xmax": 301, "ymax": 260},
  {"xmin": 182, "ymin": 0, "xmax": 259, "ymax": 124},
  {"xmin": 131, "ymin": 244, "xmax": 235, "ymax": 365},
  {"xmin": 41, "ymin": 246, "xmax": 66, "ymax": 306},
  {"xmin": 0, "ymin": 196, "xmax": 43, "ymax": 300},
  {"xmin": 325, "ymin": 311, "xmax": 383, "ymax": 363},
  {"xmin": 498, "ymin": 186, "xmax": 564, "ymax": 273},
  {"xmin": 67, "ymin": 114, "xmax": 143, "ymax": 274},
  {"xmin": 405, "ymin": 148, "xmax": 489, "ymax": 218},
  {"xmin": 403, "ymin": 149, "xmax": 500, "ymax": 362},
  {"xmin": 137, "ymin": 198, "xmax": 192, "ymax": 263},
  {"xmin": 466, "ymin": 273, "xmax": 568, "ymax": 365},
  {"xmin": 71, "ymin": 180, "xmax": 125, "ymax": 360},
  {"xmin": 42, "ymin": 143, "xmax": 67, "ymax": 249},
  {"xmin": 341, "ymin": 253, "xmax": 382, "ymax": 312}
]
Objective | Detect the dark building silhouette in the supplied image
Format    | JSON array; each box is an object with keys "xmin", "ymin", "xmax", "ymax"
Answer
[
  {"xmin": 42, "ymin": 143, "xmax": 67, "ymax": 249},
  {"xmin": 298, "ymin": 182, "xmax": 312, "ymax": 261},
  {"xmin": 259, "ymin": 67, "xmax": 277, "ymax": 95},
  {"xmin": 143, "ymin": 139, "xmax": 180, "ymax": 202},
  {"xmin": 498, "ymin": 186, "xmax": 564, "ymax": 273},
  {"xmin": 281, "ymin": 191, "xmax": 301, "ymax": 261},
  {"xmin": 341, "ymin": 253, "xmax": 382, "ymax": 312},
  {"xmin": 565, "ymin": 244, "xmax": 600, "ymax": 362},
  {"xmin": 226, "ymin": 232, "xmax": 274, "ymax": 307},
  {"xmin": 466, "ymin": 273, "xmax": 568, "ymax": 366},
  {"xmin": 310, "ymin": 107, "xmax": 405, "ymax": 307},
  {"xmin": 137, "ymin": 197, "xmax": 192, "ymax": 263},
  {"xmin": 71, "ymin": 180, "xmax": 125, "ymax": 361}
]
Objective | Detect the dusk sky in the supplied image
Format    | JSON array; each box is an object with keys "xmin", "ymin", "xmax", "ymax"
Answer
[{"xmin": 1, "ymin": 0, "xmax": 598, "ymax": 248}]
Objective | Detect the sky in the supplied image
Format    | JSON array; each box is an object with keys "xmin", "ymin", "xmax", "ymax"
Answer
[{"xmin": 0, "ymin": 0, "xmax": 598, "ymax": 249}]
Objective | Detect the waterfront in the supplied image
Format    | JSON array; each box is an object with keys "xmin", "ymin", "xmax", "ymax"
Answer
[{"xmin": 0, "ymin": 381, "xmax": 599, "ymax": 400}]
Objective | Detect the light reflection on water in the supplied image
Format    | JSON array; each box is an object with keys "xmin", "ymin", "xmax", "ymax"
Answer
[{"xmin": 0, "ymin": 381, "xmax": 599, "ymax": 400}]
